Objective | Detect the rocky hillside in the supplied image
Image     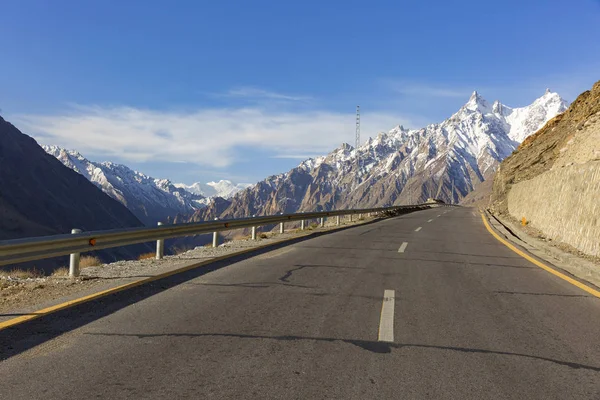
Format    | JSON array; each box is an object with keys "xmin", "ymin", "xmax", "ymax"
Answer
[
  {"xmin": 43, "ymin": 146, "xmax": 207, "ymax": 226},
  {"xmin": 193, "ymin": 90, "xmax": 567, "ymax": 221},
  {"xmin": 0, "ymin": 116, "xmax": 151, "ymax": 270},
  {"xmin": 491, "ymin": 81, "xmax": 600, "ymax": 214},
  {"xmin": 491, "ymin": 80, "xmax": 600, "ymax": 257}
]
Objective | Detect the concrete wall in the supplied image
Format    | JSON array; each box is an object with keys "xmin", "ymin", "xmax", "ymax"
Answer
[{"xmin": 508, "ymin": 161, "xmax": 600, "ymax": 257}]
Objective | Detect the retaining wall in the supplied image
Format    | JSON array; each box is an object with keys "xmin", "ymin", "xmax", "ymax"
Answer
[{"xmin": 508, "ymin": 161, "xmax": 600, "ymax": 257}]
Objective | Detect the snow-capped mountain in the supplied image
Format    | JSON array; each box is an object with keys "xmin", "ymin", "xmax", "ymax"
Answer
[
  {"xmin": 190, "ymin": 90, "xmax": 568, "ymax": 221},
  {"xmin": 43, "ymin": 146, "xmax": 207, "ymax": 225},
  {"xmin": 174, "ymin": 180, "xmax": 253, "ymax": 199}
]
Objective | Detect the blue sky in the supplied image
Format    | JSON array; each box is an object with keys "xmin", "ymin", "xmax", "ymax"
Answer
[{"xmin": 1, "ymin": 0, "xmax": 599, "ymax": 184}]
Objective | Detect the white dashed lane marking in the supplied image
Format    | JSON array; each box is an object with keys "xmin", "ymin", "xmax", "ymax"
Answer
[{"xmin": 378, "ymin": 290, "xmax": 395, "ymax": 343}]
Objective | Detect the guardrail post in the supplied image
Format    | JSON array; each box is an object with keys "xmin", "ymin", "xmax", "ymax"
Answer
[
  {"xmin": 336, "ymin": 215, "xmax": 340, "ymax": 226},
  {"xmin": 278, "ymin": 212, "xmax": 284, "ymax": 234},
  {"xmin": 69, "ymin": 228, "xmax": 82, "ymax": 278},
  {"xmin": 213, "ymin": 217, "xmax": 219, "ymax": 248},
  {"xmin": 320, "ymin": 217, "xmax": 325, "ymax": 228},
  {"xmin": 156, "ymin": 222, "xmax": 164, "ymax": 260},
  {"xmin": 251, "ymin": 215, "xmax": 257, "ymax": 240},
  {"xmin": 301, "ymin": 220, "xmax": 305, "ymax": 230}
]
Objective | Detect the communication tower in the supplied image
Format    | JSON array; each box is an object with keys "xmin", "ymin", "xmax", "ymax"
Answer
[{"xmin": 355, "ymin": 106, "xmax": 360, "ymax": 181}]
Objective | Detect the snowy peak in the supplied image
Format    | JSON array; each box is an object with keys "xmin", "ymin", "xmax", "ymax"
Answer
[
  {"xmin": 504, "ymin": 90, "xmax": 568, "ymax": 143},
  {"xmin": 207, "ymin": 180, "xmax": 254, "ymax": 198},
  {"xmin": 492, "ymin": 100, "xmax": 503, "ymax": 115},
  {"xmin": 174, "ymin": 180, "xmax": 253, "ymax": 199},
  {"xmin": 463, "ymin": 90, "xmax": 492, "ymax": 113}
]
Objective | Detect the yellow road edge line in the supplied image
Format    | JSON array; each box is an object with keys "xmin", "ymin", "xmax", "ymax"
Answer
[
  {"xmin": 480, "ymin": 213, "xmax": 600, "ymax": 299},
  {"xmin": 0, "ymin": 222, "xmax": 365, "ymax": 332}
]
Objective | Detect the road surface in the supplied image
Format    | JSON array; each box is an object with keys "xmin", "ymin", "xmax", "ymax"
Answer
[{"xmin": 1, "ymin": 207, "xmax": 599, "ymax": 399}]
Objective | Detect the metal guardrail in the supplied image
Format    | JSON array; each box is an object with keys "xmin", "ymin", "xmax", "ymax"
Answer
[{"xmin": 0, "ymin": 203, "xmax": 441, "ymax": 275}]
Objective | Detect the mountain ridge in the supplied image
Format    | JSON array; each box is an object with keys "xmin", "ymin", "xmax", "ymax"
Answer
[
  {"xmin": 43, "ymin": 145, "xmax": 207, "ymax": 226},
  {"xmin": 192, "ymin": 90, "xmax": 568, "ymax": 222}
]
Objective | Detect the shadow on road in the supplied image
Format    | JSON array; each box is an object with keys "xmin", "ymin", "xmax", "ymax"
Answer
[{"xmin": 83, "ymin": 331, "xmax": 600, "ymax": 372}]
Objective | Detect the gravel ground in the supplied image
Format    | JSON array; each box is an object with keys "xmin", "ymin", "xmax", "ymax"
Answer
[
  {"xmin": 0, "ymin": 216, "xmax": 376, "ymax": 316},
  {"xmin": 0, "ymin": 276, "xmax": 101, "ymax": 315},
  {"xmin": 488, "ymin": 211, "xmax": 600, "ymax": 289},
  {"xmin": 496, "ymin": 212, "xmax": 600, "ymax": 265}
]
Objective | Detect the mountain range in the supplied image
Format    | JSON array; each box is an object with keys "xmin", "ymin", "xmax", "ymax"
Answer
[
  {"xmin": 43, "ymin": 146, "xmax": 252, "ymax": 225},
  {"xmin": 188, "ymin": 89, "xmax": 568, "ymax": 222},
  {"xmin": 1, "ymin": 87, "xmax": 569, "ymax": 271},
  {"xmin": 40, "ymin": 89, "xmax": 568, "ymax": 229}
]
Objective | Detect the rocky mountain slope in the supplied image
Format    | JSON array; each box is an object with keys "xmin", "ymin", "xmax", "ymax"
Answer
[
  {"xmin": 193, "ymin": 90, "xmax": 567, "ymax": 221},
  {"xmin": 43, "ymin": 146, "xmax": 208, "ymax": 226},
  {"xmin": 0, "ymin": 116, "xmax": 151, "ymax": 270}
]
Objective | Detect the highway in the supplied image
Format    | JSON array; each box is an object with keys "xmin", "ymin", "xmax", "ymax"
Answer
[{"xmin": 1, "ymin": 207, "xmax": 599, "ymax": 399}]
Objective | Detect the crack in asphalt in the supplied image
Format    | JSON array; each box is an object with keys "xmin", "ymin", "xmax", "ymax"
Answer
[{"xmin": 278, "ymin": 264, "xmax": 365, "ymax": 283}]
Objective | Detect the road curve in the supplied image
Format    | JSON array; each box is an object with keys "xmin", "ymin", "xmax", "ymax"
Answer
[{"xmin": 1, "ymin": 207, "xmax": 599, "ymax": 399}]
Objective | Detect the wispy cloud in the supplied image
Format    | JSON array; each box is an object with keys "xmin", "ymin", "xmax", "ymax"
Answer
[
  {"xmin": 270, "ymin": 154, "xmax": 325, "ymax": 160},
  {"xmin": 385, "ymin": 80, "xmax": 470, "ymax": 98},
  {"xmin": 15, "ymin": 106, "xmax": 413, "ymax": 168},
  {"xmin": 212, "ymin": 86, "xmax": 312, "ymax": 102}
]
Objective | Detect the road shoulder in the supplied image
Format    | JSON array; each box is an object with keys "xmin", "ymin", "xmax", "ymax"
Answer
[{"xmin": 483, "ymin": 210, "xmax": 600, "ymax": 295}]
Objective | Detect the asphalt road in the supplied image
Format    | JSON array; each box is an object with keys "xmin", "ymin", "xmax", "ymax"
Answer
[{"xmin": 1, "ymin": 207, "xmax": 599, "ymax": 399}]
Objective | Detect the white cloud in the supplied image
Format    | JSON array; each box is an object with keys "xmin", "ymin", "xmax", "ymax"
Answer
[{"xmin": 15, "ymin": 105, "xmax": 413, "ymax": 168}]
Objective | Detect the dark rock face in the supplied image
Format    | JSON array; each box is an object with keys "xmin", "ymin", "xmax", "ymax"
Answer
[
  {"xmin": 188, "ymin": 197, "xmax": 233, "ymax": 222},
  {"xmin": 0, "ymin": 116, "xmax": 152, "ymax": 270}
]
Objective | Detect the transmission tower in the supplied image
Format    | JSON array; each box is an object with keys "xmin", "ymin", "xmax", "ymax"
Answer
[{"xmin": 355, "ymin": 105, "xmax": 360, "ymax": 181}]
